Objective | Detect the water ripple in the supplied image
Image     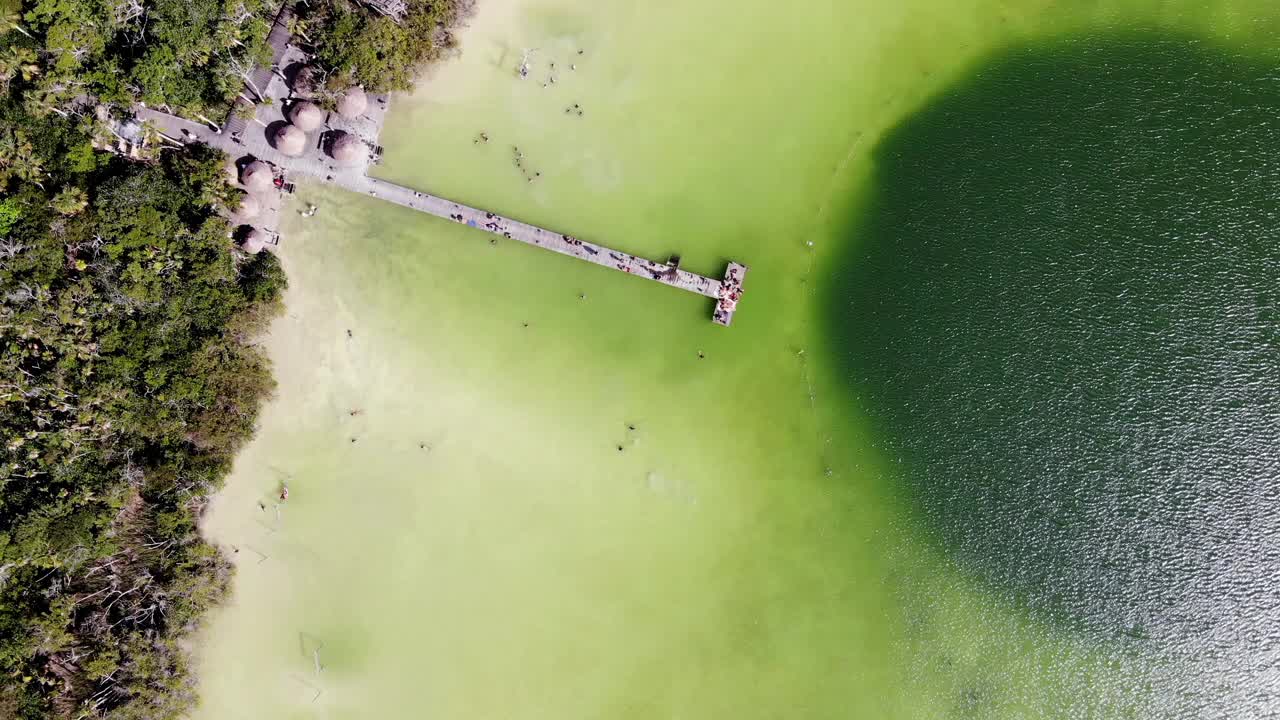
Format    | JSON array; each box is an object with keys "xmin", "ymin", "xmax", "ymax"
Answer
[{"xmin": 828, "ymin": 32, "xmax": 1280, "ymax": 715}]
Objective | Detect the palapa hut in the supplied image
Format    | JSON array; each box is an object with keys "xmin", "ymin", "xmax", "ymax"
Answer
[
  {"xmin": 235, "ymin": 192, "xmax": 261, "ymax": 220},
  {"xmin": 240, "ymin": 160, "xmax": 273, "ymax": 192},
  {"xmin": 241, "ymin": 227, "xmax": 269, "ymax": 254},
  {"xmin": 273, "ymin": 124, "xmax": 307, "ymax": 156},
  {"xmin": 336, "ymin": 86, "xmax": 368, "ymax": 119},
  {"xmin": 328, "ymin": 131, "xmax": 365, "ymax": 166},
  {"xmin": 290, "ymin": 64, "xmax": 321, "ymax": 98},
  {"xmin": 289, "ymin": 101, "xmax": 324, "ymax": 132}
]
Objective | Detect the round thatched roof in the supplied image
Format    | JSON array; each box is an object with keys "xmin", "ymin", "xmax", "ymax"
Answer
[
  {"xmin": 289, "ymin": 101, "xmax": 324, "ymax": 132},
  {"xmin": 240, "ymin": 160, "xmax": 273, "ymax": 192},
  {"xmin": 291, "ymin": 65, "xmax": 321, "ymax": 97},
  {"xmin": 336, "ymin": 86, "xmax": 368, "ymax": 118},
  {"xmin": 329, "ymin": 132, "xmax": 364, "ymax": 166},
  {"xmin": 242, "ymin": 227, "xmax": 268, "ymax": 254},
  {"xmin": 274, "ymin": 124, "xmax": 306, "ymax": 156},
  {"xmin": 236, "ymin": 192, "xmax": 261, "ymax": 219}
]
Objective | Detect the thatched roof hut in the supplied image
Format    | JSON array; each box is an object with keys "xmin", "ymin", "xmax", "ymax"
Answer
[
  {"xmin": 328, "ymin": 131, "xmax": 365, "ymax": 166},
  {"xmin": 240, "ymin": 160, "xmax": 273, "ymax": 192},
  {"xmin": 235, "ymin": 192, "xmax": 261, "ymax": 219},
  {"xmin": 274, "ymin": 124, "xmax": 306, "ymax": 156},
  {"xmin": 336, "ymin": 86, "xmax": 368, "ymax": 119},
  {"xmin": 291, "ymin": 65, "xmax": 321, "ymax": 98},
  {"xmin": 289, "ymin": 101, "xmax": 324, "ymax": 132},
  {"xmin": 241, "ymin": 227, "xmax": 269, "ymax": 253}
]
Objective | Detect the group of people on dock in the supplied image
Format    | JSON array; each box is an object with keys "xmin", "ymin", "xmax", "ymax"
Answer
[
  {"xmin": 714, "ymin": 265, "xmax": 746, "ymax": 323},
  {"xmin": 364, "ymin": 178, "xmax": 743, "ymax": 323},
  {"xmin": 446, "ymin": 210, "xmax": 515, "ymax": 241},
  {"xmin": 600, "ymin": 250, "xmax": 698, "ymax": 287},
  {"xmin": 480, "ymin": 211, "xmax": 515, "ymax": 238},
  {"xmin": 561, "ymin": 234, "xmax": 598, "ymax": 256}
]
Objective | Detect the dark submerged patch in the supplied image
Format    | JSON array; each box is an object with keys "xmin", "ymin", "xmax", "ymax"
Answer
[{"xmin": 826, "ymin": 31, "xmax": 1280, "ymax": 701}]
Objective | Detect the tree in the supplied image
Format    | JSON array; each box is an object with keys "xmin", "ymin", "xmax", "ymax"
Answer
[
  {"xmin": 0, "ymin": 128, "xmax": 45, "ymax": 187},
  {"xmin": 303, "ymin": 0, "xmax": 466, "ymax": 93},
  {"xmin": 1, "ymin": 6, "xmax": 34, "ymax": 39},
  {"xmin": 0, "ymin": 143, "xmax": 285, "ymax": 719},
  {"xmin": 0, "ymin": 46, "xmax": 41, "ymax": 91},
  {"xmin": 23, "ymin": 77, "xmax": 79, "ymax": 118},
  {"xmin": 0, "ymin": 197, "xmax": 21, "ymax": 235},
  {"xmin": 50, "ymin": 186, "xmax": 86, "ymax": 215},
  {"xmin": 0, "ymin": 0, "xmax": 470, "ymax": 714}
]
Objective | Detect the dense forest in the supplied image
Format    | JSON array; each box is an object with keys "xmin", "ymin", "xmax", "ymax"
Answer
[
  {"xmin": 0, "ymin": 0, "xmax": 468, "ymax": 716},
  {"xmin": 0, "ymin": 130, "xmax": 285, "ymax": 718},
  {"xmin": 300, "ymin": 0, "xmax": 472, "ymax": 93}
]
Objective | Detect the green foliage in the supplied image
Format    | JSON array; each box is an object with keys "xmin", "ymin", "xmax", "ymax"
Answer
[
  {"xmin": 0, "ymin": 46, "xmax": 40, "ymax": 91},
  {"xmin": 3, "ymin": 0, "xmax": 276, "ymax": 119},
  {"xmin": 0, "ymin": 196, "xmax": 20, "ymax": 234},
  {"xmin": 0, "ymin": 0, "xmax": 466, "ymax": 714},
  {"xmin": 0, "ymin": 103, "xmax": 282, "ymax": 719},
  {"xmin": 62, "ymin": 138, "xmax": 98, "ymax": 173},
  {"xmin": 239, "ymin": 249, "xmax": 287, "ymax": 304},
  {"xmin": 0, "ymin": 126, "xmax": 44, "ymax": 186},
  {"xmin": 304, "ymin": 0, "xmax": 467, "ymax": 93},
  {"xmin": 49, "ymin": 185, "xmax": 86, "ymax": 215}
]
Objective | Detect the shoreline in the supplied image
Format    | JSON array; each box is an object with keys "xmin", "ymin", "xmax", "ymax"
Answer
[{"xmin": 187, "ymin": 0, "xmax": 1280, "ymax": 717}]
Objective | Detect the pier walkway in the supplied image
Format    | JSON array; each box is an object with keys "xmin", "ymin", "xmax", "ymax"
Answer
[
  {"xmin": 338, "ymin": 176, "xmax": 747, "ymax": 326},
  {"xmin": 139, "ymin": 106, "xmax": 748, "ymax": 325},
  {"xmin": 362, "ymin": 179, "xmax": 721, "ymax": 295}
]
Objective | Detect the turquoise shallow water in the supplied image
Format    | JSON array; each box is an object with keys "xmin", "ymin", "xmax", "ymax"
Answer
[{"xmin": 828, "ymin": 32, "xmax": 1280, "ymax": 716}]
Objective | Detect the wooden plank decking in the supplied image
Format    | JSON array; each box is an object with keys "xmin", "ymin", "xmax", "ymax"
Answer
[
  {"xmin": 352, "ymin": 177, "xmax": 745, "ymax": 324},
  {"xmin": 361, "ymin": 178, "xmax": 727, "ymax": 296},
  {"xmin": 224, "ymin": 3, "xmax": 296, "ymax": 136},
  {"xmin": 139, "ymin": 109, "xmax": 748, "ymax": 325}
]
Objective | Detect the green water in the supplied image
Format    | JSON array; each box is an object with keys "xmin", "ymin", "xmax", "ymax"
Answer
[
  {"xmin": 193, "ymin": 0, "xmax": 1280, "ymax": 717},
  {"xmin": 828, "ymin": 31, "xmax": 1280, "ymax": 715}
]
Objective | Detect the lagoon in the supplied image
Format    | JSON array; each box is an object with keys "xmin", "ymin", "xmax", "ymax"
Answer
[{"xmin": 194, "ymin": 0, "xmax": 1280, "ymax": 717}]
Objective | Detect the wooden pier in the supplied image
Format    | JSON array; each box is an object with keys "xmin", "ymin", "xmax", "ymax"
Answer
[
  {"xmin": 140, "ymin": 110, "xmax": 748, "ymax": 326},
  {"xmin": 358, "ymin": 178, "xmax": 747, "ymax": 325}
]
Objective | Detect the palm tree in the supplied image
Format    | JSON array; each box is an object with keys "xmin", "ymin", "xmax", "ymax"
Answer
[
  {"xmin": 24, "ymin": 79, "xmax": 75, "ymax": 118},
  {"xmin": 286, "ymin": 16, "xmax": 312, "ymax": 43},
  {"xmin": 0, "ymin": 129, "xmax": 45, "ymax": 188},
  {"xmin": 0, "ymin": 47, "xmax": 40, "ymax": 92},
  {"xmin": 1, "ymin": 7, "xmax": 34, "ymax": 39},
  {"xmin": 51, "ymin": 187, "xmax": 88, "ymax": 216}
]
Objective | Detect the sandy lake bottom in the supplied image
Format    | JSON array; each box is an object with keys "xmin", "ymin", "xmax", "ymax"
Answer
[{"xmin": 193, "ymin": 1, "xmax": 1280, "ymax": 717}]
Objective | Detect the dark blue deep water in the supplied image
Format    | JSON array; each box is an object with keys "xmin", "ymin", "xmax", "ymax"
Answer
[{"xmin": 829, "ymin": 33, "xmax": 1280, "ymax": 715}]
